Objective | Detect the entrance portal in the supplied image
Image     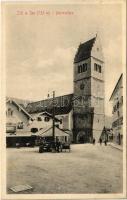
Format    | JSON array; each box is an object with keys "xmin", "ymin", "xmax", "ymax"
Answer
[
  {"xmin": 77, "ymin": 131, "xmax": 86, "ymax": 143},
  {"xmin": 76, "ymin": 131, "xmax": 91, "ymax": 143}
]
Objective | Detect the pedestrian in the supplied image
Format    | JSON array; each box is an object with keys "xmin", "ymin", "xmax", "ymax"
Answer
[
  {"xmin": 99, "ymin": 138, "xmax": 102, "ymax": 145},
  {"xmin": 93, "ymin": 138, "xmax": 95, "ymax": 145},
  {"xmin": 51, "ymin": 140, "xmax": 56, "ymax": 152},
  {"xmin": 56, "ymin": 139, "xmax": 61, "ymax": 152},
  {"xmin": 104, "ymin": 140, "xmax": 107, "ymax": 146}
]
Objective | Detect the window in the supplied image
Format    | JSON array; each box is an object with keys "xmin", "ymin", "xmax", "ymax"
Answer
[
  {"xmin": 80, "ymin": 65, "xmax": 83, "ymax": 73},
  {"xmin": 120, "ymin": 96, "xmax": 123, "ymax": 104},
  {"xmin": 113, "ymin": 105, "xmax": 116, "ymax": 113},
  {"xmin": 78, "ymin": 63, "xmax": 87, "ymax": 73},
  {"xmin": 7, "ymin": 108, "xmax": 13, "ymax": 116},
  {"xmin": 82, "ymin": 63, "xmax": 87, "ymax": 72},
  {"xmin": 78, "ymin": 65, "xmax": 82, "ymax": 73},
  {"xmin": 31, "ymin": 128, "xmax": 38, "ymax": 133},
  {"xmin": 114, "ymin": 105, "xmax": 117, "ymax": 112},
  {"xmin": 37, "ymin": 117, "xmax": 42, "ymax": 121},
  {"xmin": 94, "ymin": 63, "xmax": 102, "ymax": 73},
  {"xmin": 117, "ymin": 101, "xmax": 119, "ymax": 109},
  {"xmin": 78, "ymin": 65, "xmax": 80, "ymax": 73},
  {"xmin": 82, "ymin": 64, "xmax": 85, "ymax": 72},
  {"xmin": 119, "ymin": 117, "xmax": 123, "ymax": 125},
  {"xmin": 17, "ymin": 122, "xmax": 24, "ymax": 129},
  {"xmin": 98, "ymin": 65, "xmax": 101, "ymax": 73},
  {"xmin": 44, "ymin": 117, "xmax": 50, "ymax": 122},
  {"xmin": 94, "ymin": 63, "xmax": 97, "ymax": 71}
]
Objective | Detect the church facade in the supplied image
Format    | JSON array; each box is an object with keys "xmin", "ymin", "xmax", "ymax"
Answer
[
  {"xmin": 73, "ymin": 35, "xmax": 105, "ymax": 143},
  {"xmin": 26, "ymin": 35, "xmax": 105, "ymax": 143}
]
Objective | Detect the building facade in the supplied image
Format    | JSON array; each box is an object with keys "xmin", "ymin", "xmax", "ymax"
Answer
[
  {"xmin": 6, "ymin": 98, "xmax": 33, "ymax": 134},
  {"xmin": 109, "ymin": 74, "xmax": 123, "ymax": 145},
  {"xmin": 73, "ymin": 35, "xmax": 105, "ymax": 143},
  {"xmin": 6, "ymin": 98, "xmax": 63, "ymax": 147},
  {"xmin": 26, "ymin": 94, "xmax": 73, "ymax": 140},
  {"xmin": 26, "ymin": 35, "xmax": 105, "ymax": 143}
]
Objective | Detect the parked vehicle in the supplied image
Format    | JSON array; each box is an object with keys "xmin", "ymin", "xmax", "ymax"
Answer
[
  {"xmin": 61, "ymin": 143, "xmax": 71, "ymax": 152},
  {"xmin": 39, "ymin": 142, "xmax": 52, "ymax": 153},
  {"xmin": 39, "ymin": 141, "xmax": 71, "ymax": 153}
]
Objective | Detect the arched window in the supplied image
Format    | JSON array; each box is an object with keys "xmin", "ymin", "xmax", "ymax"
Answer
[
  {"xmin": 82, "ymin": 63, "xmax": 87, "ymax": 72},
  {"xmin": 78, "ymin": 65, "xmax": 82, "ymax": 73},
  {"xmin": 44, "ymin": 117, "xmax": 50, "ymax": 122},
  {"xmin": 98, "ymin": 65, "xmax": 101, "ymax": 73}
]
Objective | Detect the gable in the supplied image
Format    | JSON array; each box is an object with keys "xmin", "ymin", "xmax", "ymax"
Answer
[
  {"xmin": 91, "ymin": 35, "xmax": 104, "ymax": 62},
  {"xmin": 6, "ymin": 99, "xmax": 33, "ymax": 120}
]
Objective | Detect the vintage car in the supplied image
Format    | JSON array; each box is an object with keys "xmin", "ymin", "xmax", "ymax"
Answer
[{"xmin": 39, "ymin": 142, "xmax": 53, "ymax": 153}]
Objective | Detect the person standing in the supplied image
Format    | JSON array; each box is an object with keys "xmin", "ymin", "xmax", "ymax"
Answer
[
  {"xmin": 56, "ymin": 139, "xmax": 61, "ymax": 152},
  {"xmin": 104, "ymin": 140, "xmax": 107, "ymax": 146},
  {"xmin": 93, "ymin": 138, "xmax": 95, "ymax": 145},
  {"xmin": 99, "ymin": 138, "xmax": 102, "ymax": 145}
]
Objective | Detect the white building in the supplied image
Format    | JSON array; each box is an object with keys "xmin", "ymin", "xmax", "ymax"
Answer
[
  {"xmin": 6, "ymin": 98, "xmax": 33, "ymax": 134},
  {"xmin": 109, "ymin": 74, "xmax": 123, "ymax": 145}
]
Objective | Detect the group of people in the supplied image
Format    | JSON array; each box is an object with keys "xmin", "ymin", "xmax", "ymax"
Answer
[
  {"xmin": 51, "ymin": 139, "xmax": 62, "ymax": 152},
  {"xmin": 41, "ymin": 138, "xmax": 64, "ymax": 153},
  {"xmin": 92, "ymin": 137, "xmax": 107, "ymax": 146}
]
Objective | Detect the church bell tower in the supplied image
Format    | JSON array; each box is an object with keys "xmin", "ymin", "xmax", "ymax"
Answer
[{"xmin": 73, "ymin": 35, "xmax": 105, "ymax": 143}]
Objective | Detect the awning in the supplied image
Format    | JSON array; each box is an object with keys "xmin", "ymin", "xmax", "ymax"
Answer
[
  {"xmin": 38, "ymin": 127, "xmax": 69, "ymax": 137},
  {"xmin": 6, "ymin": 131, "xmax": 32, "ymax": 137}
]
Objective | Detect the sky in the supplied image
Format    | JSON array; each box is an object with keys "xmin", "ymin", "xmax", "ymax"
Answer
[{"xmin": 4, "ymin": 2, "xmax": 124, "ymax": 116}]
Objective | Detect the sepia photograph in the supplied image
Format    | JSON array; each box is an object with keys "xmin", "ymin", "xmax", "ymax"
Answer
[{"xmin": 1, "ymin": 0, "xmax": 126, "ymax": 199}]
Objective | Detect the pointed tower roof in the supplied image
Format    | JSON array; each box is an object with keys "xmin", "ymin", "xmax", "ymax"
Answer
[{"xmin": 74, "ymin": 37, "xmax": 96, "ymax": 63}]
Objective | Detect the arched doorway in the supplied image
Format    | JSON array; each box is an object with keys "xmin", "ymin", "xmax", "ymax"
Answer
[{"xmin": 77, "ymin": 131, "xmax": 86, "ymax": 143}]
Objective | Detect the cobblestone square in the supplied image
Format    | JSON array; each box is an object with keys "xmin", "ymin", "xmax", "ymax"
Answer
[{"xmin": 7, "ymin": 144, "xmax": 123, "ymax": 194}]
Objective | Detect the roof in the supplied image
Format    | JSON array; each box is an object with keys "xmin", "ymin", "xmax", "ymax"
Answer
[
  {"xmin": 38, "ymin": 126, "xmax": 69, "ymax": 137},
  {"xmin": 109, "ymin": 74, "xmax": 123, "ymax": 101},
  {"xmin": 6, "ymin": 97, "xmax": 32, "ymax": 107},
  {"xmin": 40, "ymin": 112, "xmax": 61, "ymax": 122},
  {"xmin": 74, "ymin": 37, "xmax": 96, "ymax": 63},
  {"xmin": 26, "ymin": 94, "xmax": 73, "ymax": 115},
  {"xmin": 6, "ymin": 98, "xmax": 34, "ymax": 120}
]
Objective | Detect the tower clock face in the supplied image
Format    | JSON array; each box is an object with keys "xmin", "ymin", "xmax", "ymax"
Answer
[{"xmin": 80, "ymin": 83, "xmax": 84, "ymax": 90}]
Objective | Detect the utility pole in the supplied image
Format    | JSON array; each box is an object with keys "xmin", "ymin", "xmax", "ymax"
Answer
[{"xmin": 52, "ymin": 91, "xmax": 55, "ymax": 142}]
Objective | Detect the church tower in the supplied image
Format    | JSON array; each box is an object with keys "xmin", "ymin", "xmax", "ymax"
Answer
[{"xmin": 73, "ymin": 35, "xmax": 105, "ymax": 143}]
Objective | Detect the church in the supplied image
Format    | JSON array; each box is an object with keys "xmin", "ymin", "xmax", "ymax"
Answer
[{"xmin": 26, "ymin": 35, "xmax": 105, "ymax": 143}]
